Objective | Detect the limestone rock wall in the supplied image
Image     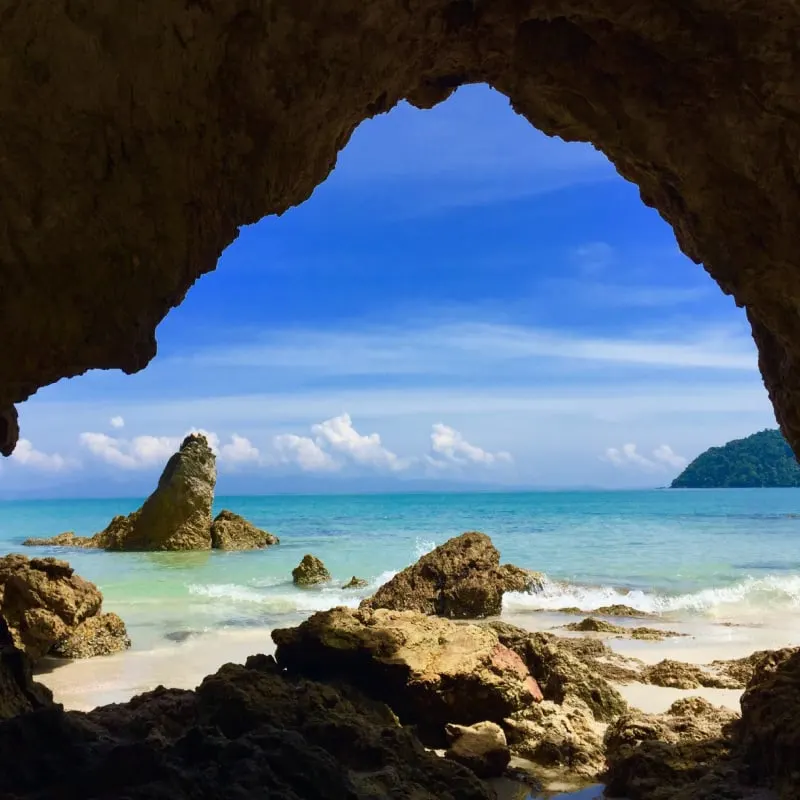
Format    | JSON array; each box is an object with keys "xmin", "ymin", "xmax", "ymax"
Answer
[{"xmin": 3, "ymin": 1, "xmax": 800, "ymax": 455}]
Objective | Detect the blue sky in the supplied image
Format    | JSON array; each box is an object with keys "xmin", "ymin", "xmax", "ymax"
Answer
[{"xmin": 0, "ymin": 85, "xmax": 775, "ymax": 497}]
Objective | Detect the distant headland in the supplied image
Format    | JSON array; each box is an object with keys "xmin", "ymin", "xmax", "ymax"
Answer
[{"xmin": 671, "ymin": 429, "xmax": 800, "ymax": 488}]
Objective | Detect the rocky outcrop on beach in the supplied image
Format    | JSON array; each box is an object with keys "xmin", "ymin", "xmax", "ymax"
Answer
[
  {"xmin": 0, "ymin": 654, "xmax": 492, "ymax": 800},
  {"xmin": 487, "ymin": 622, "xmax": 627, "ymax": 722},
  {"xmin": 273, "ymin": 607, "xmax": 543, "ymax": 736},
  {"xmin": 641, "ymin": 659, "xmax": 741, "ymax": 690},
  {"xmin": 50, "ymin": 612, "xmax": 130, "ymax": 659},
  {"xmin": 557, "ymin": 604, "xmax": 653, "ymax": 618},
  {"xmin": 209, "ymin": 510, "xmax": 279, "ymax": 550},
  {"xmin": 604, "ymin": 697, "xmax": 741, "ymax": 800},
  {"xmin": 272, "ymin": 609, "xmax": 624, "ymax": 786},
  {"xmin": 292, "ymin": 554, "xmax": 331, "ymax": 586},
  {"xmin": 0, "ymin": 616, "xmax": 54, "ymax": 720},
  {"xmin": 361, "ymin": 532, "xmax": 542, "ymax": 619},
  {"xmin": 561, "ymin": 617, "xmax": 685, "ymax": 641},
  {"xmin": 738, "ymin": 646, "xmax": 800, "ymax": 797},
  {"xmin": 342, "ymin": 576, "xmax": 368, "ymax": 589},
  {"xmin": 504, "ymin": 698, "xmax": 606, "ymax": 781},
  {"xmin": 0, "ymin": 555, "xmax": 130, "ymax": 661}
]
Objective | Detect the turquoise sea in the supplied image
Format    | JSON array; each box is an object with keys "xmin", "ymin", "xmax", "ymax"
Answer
[{"xmin": 2, "ymin": 489, "xmax": 800, "ymax": 651}]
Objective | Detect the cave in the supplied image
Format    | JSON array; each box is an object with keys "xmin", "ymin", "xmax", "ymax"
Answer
[{"xmin": 2, "ymin": 0, "xmax": 800, "ymax": 463}]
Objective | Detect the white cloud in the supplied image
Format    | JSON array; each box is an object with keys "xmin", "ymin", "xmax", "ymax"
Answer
[
  {"xmin": 652, "ymin": 444, "xmax": 688, "ymax": 469},
  {"xmin": 79, "ymin": 428, "xmax": 257, "ymax": 470},
  {"xmin": 110, "ymin": 416, "xmax": 125, "ymax": 429},
  {"xmin": 429, "ymin": 423, "xmax": 512, "ymax": 467},
  {"xmin": 10, "ymin": 439, "xmax": 73, "ymax": 472},
  {"xmin": 603, "ymin": 442, "xmax": 687, "ymax": 472},
  {"xmin": 311, "ymin": 413, "xmax": 406, "ymax": 471},
  {"xmin": 219, "ymin": 434, "xmax": 260, "ymax": 465},
  {"xmin": 79, "ymin": 432, "xmax": 178, "ymax": 470},
  {"xmin": 188, "ymin": 318, "xmax": 757, "ymax": 377},
  {"xmin": 573, "ymin": 242, "xmax": 615, "ymax": 275},
  {"xmin": 273, "ymin": 434, "xmax": 339, "ymax": 472}
]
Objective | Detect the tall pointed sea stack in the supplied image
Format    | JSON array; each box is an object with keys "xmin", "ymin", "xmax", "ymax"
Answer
[
  {"xmin": 26, "ymin": 434, "xmax": 217, "ymax": 552},
  {"xmin": 99, "ymin": 433, "xmax": 216, "ymax": 551}
]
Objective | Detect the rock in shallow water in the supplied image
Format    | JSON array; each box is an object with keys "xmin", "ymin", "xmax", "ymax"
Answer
[
  {"xmin": 292, "ymin": 554, "xmax": 331, "ymax": 586},
  {"xmin": 0, "ymin": 655, "xmax": 492, "ymax": 800},
  {"xmin": 209, "ymin": 509, "xmax": 279, "ymax": 550},
  {"xmin": 24, "ymin": 433, "xmax": 217, "ymax": 552},
  {"xmin": 342, "ymin": 576, "xmax": 368, "ymax": 589},
  {"xmin": 361, "ymin": 531, "xmax": 542, "ymax": 619}
]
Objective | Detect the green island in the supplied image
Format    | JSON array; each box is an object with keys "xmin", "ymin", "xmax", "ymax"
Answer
[{"xmin": 671, "ymin": 428, "xmax": 800, "ymax": 488}]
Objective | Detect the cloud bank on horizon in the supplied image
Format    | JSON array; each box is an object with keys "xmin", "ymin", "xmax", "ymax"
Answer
[{"xmin": 0, "ymin": 85, "xmax": 777, "ymax": 496}]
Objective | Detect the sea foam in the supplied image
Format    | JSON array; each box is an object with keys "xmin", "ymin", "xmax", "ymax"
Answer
[{"xmin": 504, "ymin": 573, "xmax": 800, "ymax": 617}]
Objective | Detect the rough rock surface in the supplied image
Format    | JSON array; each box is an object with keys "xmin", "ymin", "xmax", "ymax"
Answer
[
  {"xmin": 711, "ymin": 650, "xmax": 772, "ymax": 689},
  {"xmin": 361, "ymin": 532, "xmax": 541, "ymax": 619},
  {"xmin": 445, "ymin": 721, "xmax": 511, "ymax": 778},
  {"xmin": 556, "ymin": 605, "xmax": 654, "ymax": 618},
  {"xmin": 3, "ymin": 2, "xmax": 800, "ymax": 465},
  {"xmin": 0, "ymin": 655, "xmax": 492, "ymax": 800},
  {"xmin": 50, "ymin": 612, "xmax": 131, "ymax": 659},
  {"xmin": 560, "ymin": 618, "xmax": 685, "ymax": 641},
  {"xmin": 342, "ymin": 576, "xmax": 368, "ymax": 589},
  {"xmin": 504, "ymin": 698, "xmax": 605, "ymax": 780},
  {"xmin": 292, "ymin": 554, "xmax": 331, "ymax": 586},
  {"xmin": 273, "ymin": 607, "xmax": 543, "ymax": 737},
  {"xmin": 209, "ymin": 509, "xmax": 279, "ymax": 550},
  {"xmin": 604, "ymin": 697, "xmax": 742, "ymax": 800},
  {"xmin": 563, "ymin": 617, "xmax": 625, "ymax": 634},
  {"xmin": 642, "ymin": 659, "xmax": 741, "ymax": 690},
  {"xmin": 0, "ymin": 554, "xmax": 129, "ymax": 661},
  {"xmin": 26, "ymin": 434, "xmax": 217, "ymax": 551},
  {"xmin": 0, "ymin": 616, "xmax": 54, "ymax": 720},
  {"xmin": 738, "ymin": 647, "xmax": 800, "ymax": 797},
  {"xmin": 487, "ymin": 622, "xmax": 627, "ymax": 722}
]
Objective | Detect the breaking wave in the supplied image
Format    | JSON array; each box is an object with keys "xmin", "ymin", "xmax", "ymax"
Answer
[{"xmin": 504, "ymin": 573, "xmax": 800, "ymax": 617}]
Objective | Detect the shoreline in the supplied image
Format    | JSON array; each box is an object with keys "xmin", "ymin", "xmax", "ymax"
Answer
[{"xmin": 37, "ymin": 606, "xmax": 798, "ymax": 714}]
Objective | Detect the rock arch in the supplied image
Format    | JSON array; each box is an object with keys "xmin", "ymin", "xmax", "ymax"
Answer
[{"xmin": 2, "ymin": 1, "xmax": 799, "ymax": 455}]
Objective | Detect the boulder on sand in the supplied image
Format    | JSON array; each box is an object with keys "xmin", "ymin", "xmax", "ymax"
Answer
[
  {"xmin": 0, "ymin": 654, "xmax": 492, "ymax": 800},
  {"xmin": 292, "ymin": 554, "xmax": 331, "ymax": 586},
  {"xmin": 361, "ymin": 531, "xmax": 542, "ymax": 619},
  {"xmin": 209, "ymin": 510, "xmax": 279, "ymax": 550},
  {"xmin": 0, "ymin": 554, "xmax": 130, "ymax": 661},
  {"xmin": 445, "ymin": 721, "xmax": 510, "ymax": 778},
  {"xmin": 272, "ymin": 606, "xmax": 543, "ymax": 737},
  {"xmin": 25, "ymin": 433, "xmax": 217, "ymax": 552},
  {"xmin": 50, "ymin": 612, "xmax": 131, "ymax": 659}
]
